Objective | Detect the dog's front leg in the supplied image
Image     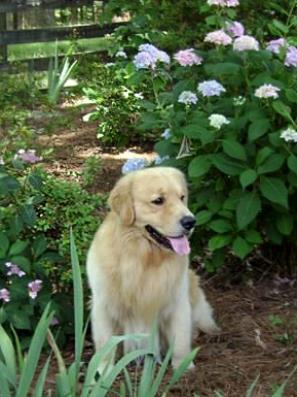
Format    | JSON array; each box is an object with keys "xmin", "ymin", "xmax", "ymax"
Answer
[{"xmin": 166, "ymin": 275, "xmax": 194, "ymax": 369}]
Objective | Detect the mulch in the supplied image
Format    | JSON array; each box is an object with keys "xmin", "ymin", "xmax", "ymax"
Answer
[{"xmin": 36, "ymin": 105, "xmax": 297, "ymax": 397}]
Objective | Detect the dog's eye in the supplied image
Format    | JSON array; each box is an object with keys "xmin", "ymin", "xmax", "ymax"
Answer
[
  {"xmin": 151, "ymin": 197, "xmax": 165, "ymax": 205},
  {"xmin": 181, "ymin": 195, "xmax": 185, "ymax": 201}
]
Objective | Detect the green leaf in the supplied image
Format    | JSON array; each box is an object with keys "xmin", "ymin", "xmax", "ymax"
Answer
[
  {"xmin": 0, "ymin": 232, "xmax": 9, "ymax": 257},
  {"xmin": 20, "ymin": 205, "xmax": 37, "ymax": 227},
  {"xmin": 240, "ymin": 169, "xmax": 258, "ymax": 189},
  {"xmin": 188, "ymin": 156, "xmax": 211, "ymax": 178},
  {"xmin": 211, "ymin": 153, "xmax": 246, "ymax": 175},
  {"xmin": 256, "ymin": 147, "xmax": 273, "ymax": 165},
  {"xmin": 209, "ymin": 219, "xmax": 233, "ymax": 233},
  {"xmin": 10, "ymin": 310, "xmax": 31, "ymax": 330},
  {"xmin": 287, "ymin": 154, "xmax": 297, "ymax": 175},
  {"xmin": 222, "ymin": 140, "xmax": 247, "ymax": 161},
  {"xmin": 257, "ymin": 153, "xmax": 285, "ymax": 174},
  {"xmin": 244, "ymin": 230, "xmax": 262, "ymax": 244},
  {"xmin": 208, "ymin": 235, "xmax": 232, "ymax": 251},
  {"xmin": 10, "ymin": 256, "xmax": 30, "ymax": 272},
  {"xmin": 32, "ymin": 236, "xmax": 48, "ymax": 258},
  {"xmin": 196, "ymin": 210, "xmax": 212, "ymax": 225},
  {"xmin": 260, "ymin": 176, "xmax": 288, "ymax": 208},
  {"xmin": 236, "ymin": 193, "xmax": 261, "ymax": 230},
  {"xmin": 232, "ymin": 236, "xmax": 252, "ymax": 259},
  {"xmin": 276, "ymin": 213, "xmax": 294, "ymax": 236},
  {"xmin": 8, "ymin": 240, "xmax": 28, "ymax": 256},
  {"xmin": 0, "ymin": 175, "xmax": 21, "ymax": 195},
  {"xmin": 286, "ymin": 89, "xmax": 297, "ymax": 104},
  {"xmin": 28, "ymin": 173, "xmax": 43, "ymax": 190},
  {"xmin": 182, "ymin": 125, "xmax": 214, "ymax": 144},
  {"xmin": 248, "ymin": 119, "xmax": 270, "ymax": 141},
  {"xmin": 205, "ymin": 62, "xmax": 241, "ymax": 75},
  {"xmin": 272, "ymin": 101, "xmax": 292, "ymax": 123}
]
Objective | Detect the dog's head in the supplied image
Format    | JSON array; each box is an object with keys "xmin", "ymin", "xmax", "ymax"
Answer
[{"xmin": 108, "ymin": 167, "xmax": 196, "ymax": 255}]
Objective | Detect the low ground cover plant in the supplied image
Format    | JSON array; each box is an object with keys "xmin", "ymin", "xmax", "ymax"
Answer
[{"xmin": 113, "ymin": 0, "xmax": 297, "ymax": 271}]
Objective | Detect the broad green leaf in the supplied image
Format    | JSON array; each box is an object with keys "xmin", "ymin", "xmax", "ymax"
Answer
[
  {"xmin": 28, "ymin": 173, "xmax": 43, "ymax": 190},
  {"xmin": 188, "ymin": 156, "xmax": 211, "ymax": 178},
  {"xmin": 287, "ymin": 154, "xmax": 297, "ymax": 175},
  {"xmin": 232, "ymin": 236, "xmax": 252, "ymax": 259},
  {"xmin": 209, "ymin": 219, "xmax": 233, "ymax": 233},
  {"xmin": 211, "ymin": 153, "xmax": 245, "ymax": 175},
  {"xmin": 205, "ymin": 62, "xmax": 241, "ymax": 75},
  {"xmin": 245, "ymin": 230, "xmax": 263, "ymax": 244},
  {"xmin": 248, "ymin": 119, "xmax": 270, "ymax": 141},
  {"xmin": 260, "ymin": 176, "xmax": 288, "ymax": 208},
  {"xmin": 236, "ymin": 192, "xmax": 261, "ymax": 230},
  {"xmin": 222, "ymin": 140, "xmax": 247, "ymax": 161},
  {"xmin": 0, "ymin": 232, "xmax": 9, "ymax": 257},
  {"xmin": 196, "ymin": 210, "xmax": 212, "ymax": 225},
  {"xmin": 256, "ymin": 147, "xmax": 274, "ymax": 166},
  {"xmin": 257, "ymin": 153, "xmax": 285, "ymax": 174},
  {"xmin": 8, "ymin": 240, "xmax": 28, "ymax": 256},
  {"xmin": 240, "ymin": 169, "xmax": 258, "ymax": 189},
  {"xmin": 208, "ymin": 235, "xmax": 232, "ymax": 251},
  {"xmin": 0, "ymin": 176, "xmax": 20, "ymax": 195},
  {"xmin": 20, "ymin": 205, "xmax": 37, "ymax": 227},
  {"xmin": 272, "ymin": 101, "xmax": 293, "ymax": 123},
  {"xmin": 276, "ymin": 213, "xmax": 294, "ymax": 236},
  {"xmin": 286, "ymin": 89, "xmax": 297, "ymax": 104}
]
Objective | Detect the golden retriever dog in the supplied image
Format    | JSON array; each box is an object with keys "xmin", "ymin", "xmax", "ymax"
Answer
[{"xmin": 87, "ymin": 166, "xmax": 219, "ymax": 372}]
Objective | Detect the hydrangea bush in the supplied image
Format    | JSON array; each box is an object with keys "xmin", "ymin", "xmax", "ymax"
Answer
[{"xmin": 121, "ymin": 0, "xmax": 297, "ymax": 270}]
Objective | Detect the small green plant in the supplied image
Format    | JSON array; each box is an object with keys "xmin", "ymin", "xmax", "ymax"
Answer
[
  {"xmin": 268, "ymin": 314, "xmax": 285, "ymax": 327},
  {"xmin": 81, "ymin": 156, "xmax": 102, "ymax": 188},
  {"xmin": 47, "ymin": 43, "xmax": 78, "ymax": 105}
]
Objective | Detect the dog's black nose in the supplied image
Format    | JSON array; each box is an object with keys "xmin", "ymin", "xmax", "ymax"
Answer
[{"xmin": 180, "ymin": 216, "xmax": 196, "ymax": 231}]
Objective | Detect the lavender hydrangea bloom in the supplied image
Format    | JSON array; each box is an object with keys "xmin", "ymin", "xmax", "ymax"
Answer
[
  {"xmin": 122, "ymin": 158, "xmax": 149, "ymax": 174},
  {"xmin": 174, "ymin": 48, "xmax": 203, "ymax": 66},
  {"xmin": 15, "ymin": 149, "xmax": 41, "ymax": 164},
  {"xmin": 133, "ymin": 44, "xmax": 170, "ymax": 70},
  {"xmin": 0, "ymin": 288, "xmax": 10, "ymax": 303},
  {"xmin": 178, "ymin": 91, "xmax": 198, "ymax": 105},
  {"xmin": 204, "ymin": 30, "xmax": 232, "ymax": 46},
  {"xmin": 266, "ymin": 38, "xmax": 286, "ymax": 54},
  {"xmin": 28, "ymin": 279, "xmax": 43, "ymax": 299},
  {"xmin": 285, "ymin": 46, "xmax": 297, "ymax": 67},
  {"xmin": 226, "ymin": 21, "xmax": 245, "ymax": 37},
  {"xmin": 198, "ymin": 80, "xmax": 226, "ymax": 97},
  {"xmin": 5, "ymin": 262, "xmax": 26, "ymax": 277}
]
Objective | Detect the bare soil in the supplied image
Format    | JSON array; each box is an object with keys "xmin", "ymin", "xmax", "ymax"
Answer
[{"xmin": 37, "ymin": 106, "xmax": 297, "ymax": 397}]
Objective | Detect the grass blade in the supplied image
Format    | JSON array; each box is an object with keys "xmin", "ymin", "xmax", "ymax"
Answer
[
  {"xmin": 34, "ymin": 355, "xmax": 51, "ymax": 397},
  {"xmin": 245, "ymin": 374, "xmax": 260, "ymax": 397},
  {"xmin": 16, "ymin": 304, "xmax": 53, "ymax": 397},
  {"xmin": 10, "ymin": 326, "xmax": 24, "ymax": 373},
  {"xmin": 271, "ymin": 366, "xmax": 297, "ymax": 397},
  {"xmin": 151, "ymin": 345, "xmax": 174, "ymax": 396},
  {"xmin": 0, "ymin": 324, "xmax": 17, "ymax": 385}
]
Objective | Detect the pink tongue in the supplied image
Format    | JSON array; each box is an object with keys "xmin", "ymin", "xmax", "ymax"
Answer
[{"xmin": 168, "ymin": 236, "xmax": 190, "ymax": 256}]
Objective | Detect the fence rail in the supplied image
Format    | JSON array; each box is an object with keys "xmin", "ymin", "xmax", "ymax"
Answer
[{"xmin": 0, "ymin": 0, "xmax": 96, "ymax": 13}]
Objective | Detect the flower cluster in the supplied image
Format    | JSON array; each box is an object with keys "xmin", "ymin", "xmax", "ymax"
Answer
[
  {"xmin": 5, "ymin": 262, "xmax": 26, "ymax": 277},
  {"xmin": 28, "ymin": 279, "xmax": 43, "ymax": 299},
  {"xmin": 280, "ymin": 127, "xmax": 297, "ymax": 143},
  {"xmin": 0, "ymin": 288, "xmax": 10, "ymax": 303},
  {"xmin": 207, "ymin": 0, "xmax": 239, "ymax": 7},
  {"xmin": 266, "ymin": 38, "xmax": 287, "ymax": 54},
  {"xmin": 226, "ymin": 21, "xmax": 245, "ymax": 37},
  {"xmin": 254, "ymin": 84, "xmax": 280, "ymax": 99},
  {"xmin": 178, "ymin": 91, "xmax": 198, "ymax": 105},
  {"xmin": 15, "ymin": 149, "xmax": 41, "ymax": 164},
  {"xmin": 204, "ymin": 30, "xmax": 232, "ymax": 46},
  {"xmin": 198, "ymin": 80, "xmax": 226, "ymax": 97},
  {"xmin": 133, "ymin": 44, "xmax": 170, "ymax": 70},
  {"xmin": 174, "ymin": 48, "xmax": 203, "ymax": 66},
  {"xmin": 122, "ymin": 158, "xmax": 149, "ymax": 174},
  {"xmin": 209, "ymin": 114, "xmax": 230, "ymax": 129},
  {"xmin": 115, "ymin": 50, "xmax": 127, "ymax": 59},
  {"xmin": 285, "ymin": 46, "xmax": 297, "ymax": 68},
  {"xmin": 233, "ymin": 35, "xmax": 259, "ymax": 51}
]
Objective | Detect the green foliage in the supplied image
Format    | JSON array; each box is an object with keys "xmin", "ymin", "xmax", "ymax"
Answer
[
  {"xmin": 119, "ymin": 1, "xmax": 297, "ymax": 271},
  {"xmin": 0, "ymin": 160, "xmax": 101, "ymax": 337},
  {"xmin": 81, "ymin": 155, "xmax": 102, "ymax": 188}
]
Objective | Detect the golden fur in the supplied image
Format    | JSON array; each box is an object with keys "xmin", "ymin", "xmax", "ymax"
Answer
[{"xmin": 87, "ymin": 167, "xmax": 219, "ymax": 371}]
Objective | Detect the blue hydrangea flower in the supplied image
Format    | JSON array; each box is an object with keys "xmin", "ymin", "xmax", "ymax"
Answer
[
  {"xmin": 133, "ymin": 44, "xmax": 170, "ymax": 70},
  {"xmin": 122, "ymin": 158, "xmax": 149, "ymax": 174},
  {"xmin": 197, "ymin": 80, "xmax": 226, "ymax": 97},
  {"xmin": 161, "ymin": 128, "xmax": 172, "ymax": 140}
]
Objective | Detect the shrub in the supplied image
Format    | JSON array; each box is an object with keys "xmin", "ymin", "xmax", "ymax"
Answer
[
  {"xmin": 119, "ymin": 2, "xmax": 297, "ymax": 271},
  {"xmin": 0, "ymin": 159, "xmax": 101, "ymax": 337}
]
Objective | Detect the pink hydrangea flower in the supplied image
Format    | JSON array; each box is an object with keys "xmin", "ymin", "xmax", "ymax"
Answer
[
  {"xmin": 174, "ymin": 48, "xmax": 203, "ymax": 66},
  {"xmin": 226, "ymin": 21, "xmax": 245, "ymax": 37},
  {"xmin": 266, "ymin": 38, "xmax": 287, "ymax": 54},
  {"xmin": 0, "ymin": 288, "xmax": 10, "ymax": 303},
  {"xmin": 28, "ymin": 279, "xmax": 43, "ymax": 299},
  {"xmin": 204, "ymin": 30, "xmax": 232, "ymax": 46},
  {"xmin": 233, "ymin": 35, "xmax": 259, "ymax": 51},
  {"xmin": 285, "ymin": 46, "xmax": 297, "ymax": 67},
  {"xmin": 15, "ymin": 149, "xmax": 41, "ymax": 164},
  {"xmin": 5, "ymin": 262, "xmax": 26, "ymax": 277}
]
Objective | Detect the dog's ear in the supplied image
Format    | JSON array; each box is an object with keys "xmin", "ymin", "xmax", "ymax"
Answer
[{"xmin": 108, "ymin": 175, "xmax": 135, "ymax": 225}]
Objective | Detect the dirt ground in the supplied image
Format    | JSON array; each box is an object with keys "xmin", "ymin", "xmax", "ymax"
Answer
[{"xmin": 37, "ymin": 107, "xmax": 297, "ymax": 397}]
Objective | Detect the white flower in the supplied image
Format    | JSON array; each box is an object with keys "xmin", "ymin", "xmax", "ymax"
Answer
[
  {"xmin": 209, "ymin": 114, "xmax": 230, "ymax": 129},
  {"xmin": 254, "ymin": 84, "xmax": 280, "ymax": 99},
  {"xmin": 134, "ymin": 92, "xmax": 144, "ymax": 99},
  {"xmin": 233, "ymin": 35, "xmax": 259, "ymax": 51},
  {"xmin": 280, "ymin": 127, "xmax": 297, "ymax": 143},
  {"xmin": 161, "ymin": 128, "xmax": 172, "ymax": 139},
  {"xmin": 178, "ymin": 91, "xmax": 198, "ymax": 105},
  {"xmin": 115, "ymin": 50, "xmax": 127, "ymax": 58}
]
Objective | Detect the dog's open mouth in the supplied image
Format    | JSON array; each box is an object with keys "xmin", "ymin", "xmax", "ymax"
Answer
[{"xmin": 145, "ymin": 225, "xmax": 190, "ymax": 256}]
